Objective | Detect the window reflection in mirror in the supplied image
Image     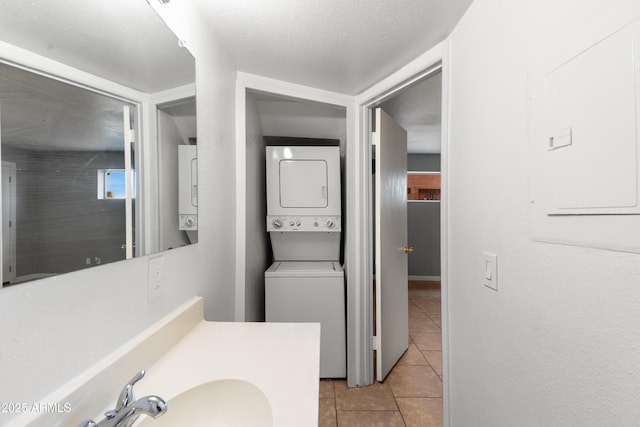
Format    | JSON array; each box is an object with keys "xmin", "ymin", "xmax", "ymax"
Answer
[{"xmin": 0, "ymin": 62, "xmax": 137, "ymax": 286}]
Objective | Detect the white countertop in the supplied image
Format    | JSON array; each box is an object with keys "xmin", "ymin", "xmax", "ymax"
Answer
[{"xmin": 11, "ymin": 297, "xmax": 320, "ymax": 427}]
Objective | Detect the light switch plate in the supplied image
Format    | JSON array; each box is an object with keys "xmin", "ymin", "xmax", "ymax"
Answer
[{"xmin": 483, "ymin": 252, "xmax": 498, "ymax": 291}]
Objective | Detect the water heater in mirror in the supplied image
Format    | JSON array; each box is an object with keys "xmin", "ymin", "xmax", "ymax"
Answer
[{"xmin": 179, "ymin": 145, "xmax": 197, "ymax": 230}]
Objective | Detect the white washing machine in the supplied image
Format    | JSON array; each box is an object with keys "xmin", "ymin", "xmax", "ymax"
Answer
[
  {"xmin": 265, "ymin": 261, "xmax": 345, "ymax": 378},
  {"xmin": 264, "ymin": 145, "xmax": 346, "ymax": 378}
]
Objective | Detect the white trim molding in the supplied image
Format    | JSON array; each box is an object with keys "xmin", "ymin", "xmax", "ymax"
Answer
[
  {"xmin": 408, "ymin": 275, "xmax": 442, "ymax": 281},
  {"xmin": 440, "ymin": 39, "xmax": 452, "ymax": 427}
]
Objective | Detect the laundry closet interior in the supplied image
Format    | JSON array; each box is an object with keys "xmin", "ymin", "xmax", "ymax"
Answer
[{"xmin": 242, "ymin": 89, "xmax": 348, "ymax": 377}]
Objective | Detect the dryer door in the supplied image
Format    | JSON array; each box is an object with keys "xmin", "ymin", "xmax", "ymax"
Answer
[
  {"xmin": 266, "ymin": 146, "xmax": 341, "ymax": 216},
  {"xmin": 280, "ymin": 159, "xmax": 328, "ymax": 208}
]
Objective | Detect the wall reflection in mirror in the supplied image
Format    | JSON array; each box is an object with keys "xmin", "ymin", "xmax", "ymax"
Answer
[
  {"xmin": 0, "ymin": 63, "xmax": 137, "ymax": 285},
  {"xmin": 0, "ymin": 0, "xmax": 196, "ymax": 287}
]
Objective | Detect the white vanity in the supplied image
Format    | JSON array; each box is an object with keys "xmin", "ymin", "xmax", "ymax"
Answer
[{"xmin": 8, "ymin": 298, "xmax": 320, "ymax": 427}]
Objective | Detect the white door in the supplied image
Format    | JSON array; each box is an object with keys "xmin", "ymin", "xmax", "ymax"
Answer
[{"xmin": 374, "ymin": 108, "xmax": 409, "ymax": 381}]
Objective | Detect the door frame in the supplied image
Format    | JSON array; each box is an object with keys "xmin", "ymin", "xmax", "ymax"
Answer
[
  {"xmin": 353, "ymin": 40, "xmax": 451, "ymax": 424},
  {"xmin": 1, "ymin": 161, "xmax": 17, "ymax": 285}
]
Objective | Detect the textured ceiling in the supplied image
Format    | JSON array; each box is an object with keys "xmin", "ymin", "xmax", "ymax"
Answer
[
  {"xmin": 193, "ymin": 0, "xmax": 473, "ymax": 95},
  {"xmin": 0, "ymin": 0, "xmax": 195, "ymax": 93},
  {"xmin": 195, "ymin": 1, "xmax": 463, "ymax": 154},
  {"xmin": 0, "ymin": 0, "xmax": 196, "ymax": 153},
  {"xmin": 0, "ymin": 1, "xmax": 465, "ymax": 153},
  {"xmin": 380, "ymin": 71, "xmax": 442, "ymax": 153}
]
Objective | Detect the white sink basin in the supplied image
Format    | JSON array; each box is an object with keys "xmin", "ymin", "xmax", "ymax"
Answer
[
  {"xmin": 137, "ymin": 379, "xmax": 272, "ymax": 427},
  {"xmin": 132, "ymin": 318, "xmax": 320, "ymax": 426}
]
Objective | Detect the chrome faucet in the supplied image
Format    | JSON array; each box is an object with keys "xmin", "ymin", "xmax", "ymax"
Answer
[{"xmin": 78, "ymin": 370, "xmax": 167, "ymax": 427}]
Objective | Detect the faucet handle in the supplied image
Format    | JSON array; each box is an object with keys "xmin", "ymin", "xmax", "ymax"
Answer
[
  {"xmin": 114, "ymin": 369, "xmax": 146, "ymax": 411},
  {"xmin": 77, "ymin": 421, "xmax": 98, "ymax": 427}
]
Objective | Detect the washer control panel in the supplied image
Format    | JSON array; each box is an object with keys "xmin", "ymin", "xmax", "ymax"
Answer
[{"xmin": 267, "ymin": 215, "xmax": 341, "ymax": 232}]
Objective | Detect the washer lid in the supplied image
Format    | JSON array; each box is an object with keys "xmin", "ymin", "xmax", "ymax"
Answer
[{"xmin": 266, "ymin": 261, "xmax": 344, "ymax": 277}]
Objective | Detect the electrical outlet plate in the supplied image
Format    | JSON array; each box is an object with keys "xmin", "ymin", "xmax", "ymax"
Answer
[{"xmin": 148, "ymin": 256, "xmax": 164, "ymax": 301}]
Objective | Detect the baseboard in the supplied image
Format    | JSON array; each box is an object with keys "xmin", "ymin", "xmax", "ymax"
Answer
[
  {"xmin": 372, "ymin": 275, "xmax": 442, "ymax": 281},
  {"xmin": 409, "ymin": 275, "xmax": 441, "ymax": 281}
]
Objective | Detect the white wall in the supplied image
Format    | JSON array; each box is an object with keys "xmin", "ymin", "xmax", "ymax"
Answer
[
  {"xmin": 137, "ymin": 0, "xmax": 238, "ymax": 318},
  {"xmin": 447, "ymin": 0, "xmax": 640, "ymax": 424},
  {"xmin": 243, "ymin": 92, "xmax": 269, "ymax": 322},
  {"xmin": 0, "ymin": 2, "xmax": 237, "ymax": 423},
  {"xmin": 257, "ymin": 100, "xmax": 347, "ymax": 143}
]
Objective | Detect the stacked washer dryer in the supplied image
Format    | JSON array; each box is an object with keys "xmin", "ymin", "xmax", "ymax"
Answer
[{"xmin": 265, "ymin": 145, "xmax": 346, "ymax": 378}]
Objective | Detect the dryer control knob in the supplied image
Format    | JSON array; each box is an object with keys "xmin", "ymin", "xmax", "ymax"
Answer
[
  {"xmin": 296, "ymin": 221, "xmax": 301, "ymax": 227},
  {"xmin": 184, "ymin": 217, "xmax": 196, "ymax": 228},
  {"xmin": 289, "ymin": 221, "xmax": 295, "ymax": 227},
  {"xmin": 273, "ymin": 219, "xmax": 282, "ymax": 229},
  {"xmin": 325, "ymin": 218, "xmax": 335, "ymax": 229}
]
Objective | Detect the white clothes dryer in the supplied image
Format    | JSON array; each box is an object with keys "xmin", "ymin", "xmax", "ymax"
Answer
[{"xmin": 266, "ymin": 145, "xmax": 341, "ymax": 219}]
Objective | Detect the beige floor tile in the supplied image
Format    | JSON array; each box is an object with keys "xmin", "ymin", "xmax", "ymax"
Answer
[
  {"xmin": 319, "ymin": 398, "xmax": 337, "ymax": 427},
  {"xmin": 409, "ymin": 316, "xmax": 440, "ymax": 336},
  {"xmin": 408, "ymin": 282, "xmax": 441, "ymax": 298},
  {"xmin": 408, "ymin": 288, "xmax": 426, "ymax": 297},
  {"xmin": 334, "ymin": 381, "xmax": 398, "ymax": 411},
  {"xmin": 319, "ymin": 281, "xmax": 442, "ymax": 426},
  {"xmin": 422, "ymin": 350, "xmax": 442, "ymax": 376},
  {"xmin": 427, "ymin": 313, "xmax": 442, "ymax": 327},
  {"xmin": 408, "ymin": 300, "xmax": 428, "ymax": 319},
  {"xmin": 409, "ymin": 296, "xmax": 441, "ymax": 315},
  {"xmin": 396, "ymin": 398, "xmax": 443, "ymax": 427},
  {"xmin": 385, "ymin": 364, "xmax": 442, "ymax": 398},
  {"xmin": 337, "ymin": 410, "xmax": 405, "ymax": 427},
  {"xmin": 320, "ymin": 379, "xmax": 336, "ymax": 398},
  {"xmin": 397, "ymin": 343, "xmax": 428, "ymax": 366},
  {"xmin": 412, "ymin": 332, "xmax": 442, "ymax": 351},
  {"xmin": 408, "ymin": 288, "xmax": 441, "ymax": 297}
]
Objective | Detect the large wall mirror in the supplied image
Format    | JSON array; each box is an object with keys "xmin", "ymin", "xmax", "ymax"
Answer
[{"xmin": 0, "ymin": 0, "xmax": 196, "ymax": 287}]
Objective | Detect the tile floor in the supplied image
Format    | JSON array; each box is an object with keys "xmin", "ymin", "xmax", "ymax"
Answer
[{"xmin": 319, "ymin": 281, "xmax": 442, "ymax": 427}]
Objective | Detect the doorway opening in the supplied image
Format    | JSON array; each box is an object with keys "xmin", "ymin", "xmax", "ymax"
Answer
[{"xmin": 368, "ymin": 65, "xmax": 443, "ymax": 385}]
